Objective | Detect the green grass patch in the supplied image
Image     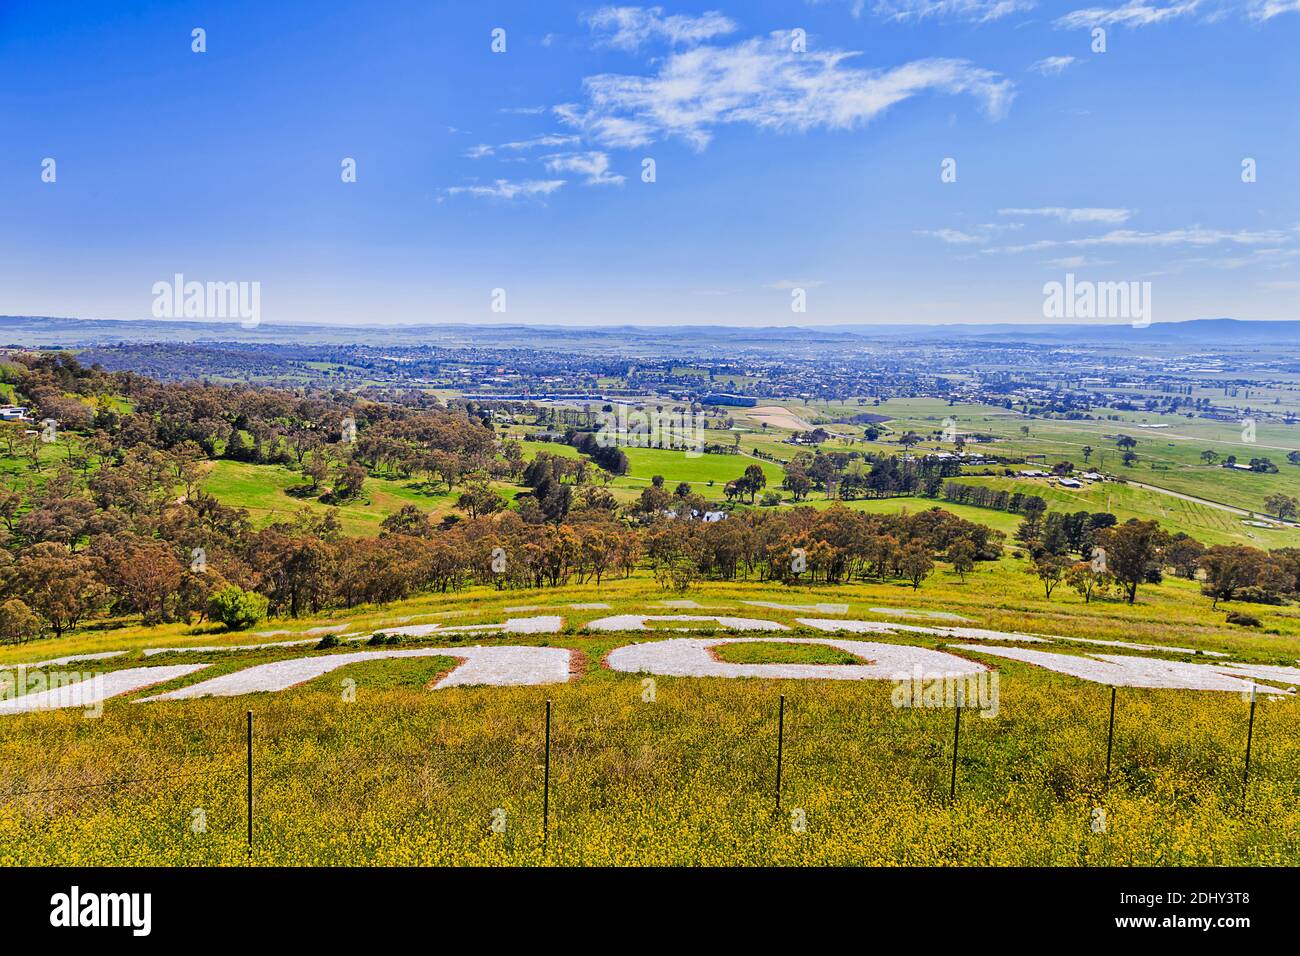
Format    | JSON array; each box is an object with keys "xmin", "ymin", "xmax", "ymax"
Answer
[{"xmin": 712, "ymin": 641, "xmax": 864, "ymax": 665}]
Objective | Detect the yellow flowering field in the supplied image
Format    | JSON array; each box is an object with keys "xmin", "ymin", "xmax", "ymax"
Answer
[{"xmin": 0, "ymin": 567, "xmax": 1298, "ymax": 866}]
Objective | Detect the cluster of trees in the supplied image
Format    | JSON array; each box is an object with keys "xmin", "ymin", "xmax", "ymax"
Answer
[
  {"xmin": 1016, "ymin": 509, "xmax": 1118, "ymax": 555},
  {"xmin": 1263, "ymin": 493, "xmax": 1299, "ymax": 520},
  {"xmin": 1016, "ymin": 512, "xmax": 1300, "ymax": 612},
  {"xmin": 0, "ymin": 484, "xmax": 647, "ymax": 639},
  {"xmin": 1196, "ymin": 544, "xmax": 1300, "ymax": 609},
  {"xmin": 714, "ymin": 450, "xmax": 972, "ymax": 504},
  {"xmin": 519, "ymin": 453, "xmax": 625, "ymax": 523},
  {"xmin": 941, "ymin": 481, "xmax": 1050, "ymax": 519},
  {"xmin": 724, "ymin": 464, "xmax": 769, "ymax": 504},
  {"xmin": 640, "ymin": 505, "xmax": 1003, "ymax": 589},
  {"xmin": 0, "ymin": 354, "xmax": 554, "ymax": 640},
  {"xmin": 565, "ymin": 430, "xmax": 630, "ymax": 476}
]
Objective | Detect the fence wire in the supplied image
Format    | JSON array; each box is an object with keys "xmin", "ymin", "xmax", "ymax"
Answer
[{"xmin": 1, "ymin": 685, "xmax": 1296, "ymax": 864}]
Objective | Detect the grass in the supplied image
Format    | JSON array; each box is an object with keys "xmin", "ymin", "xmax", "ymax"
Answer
[
  {"xmin": 614, "ymin": 446, "xmax": 783, "ymax": 488},
  {"xmin": 867, "ymin": 397, "xmax": 1300, "ymax": 519},
  {"xmin": 1, "ymin": 561, "xmax": 1299, "ymax": 865},
  {"xmin": 712, "ymin": 641, "xmax": 865, "ymax": 665},
  {"xmin": 201, "ymin": 460, "xmax": 516, "ymax": 536},
  {"xmin": 952, "ymin": 475, "xmax": 1298, "ymax": 547}
]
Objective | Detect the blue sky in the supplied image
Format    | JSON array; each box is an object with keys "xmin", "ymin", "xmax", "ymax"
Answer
[{"xmin": 1, "ymin": 0, "xmax": 1298, "ymax": 327}]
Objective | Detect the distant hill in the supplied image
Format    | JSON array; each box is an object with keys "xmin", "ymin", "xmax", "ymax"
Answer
[{"xmin": 2, "ymin": 314, "xmax": 1297, "ymax": 353}]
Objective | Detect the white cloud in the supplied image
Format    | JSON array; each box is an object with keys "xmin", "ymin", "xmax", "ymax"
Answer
[
  {"xmin": 764, "ymin": 278, "xmax": 826, "ymax": 289},
  {"xmin": 584, "ymin": 6, "xmax": 737, "ymax": 51},
  {"xmin": 988, "ymin": 224, "xmax": 1300, "ymax": 253},
  {"xmin": 868, "ymin": 0, "xmax": 1037, "ymax": 22},
  {"xmin": 917, "ymin": 228, "xmax": 993, "ymax": 244},
  {"xmin": 1248, "ymin": 0, "xmax": 1300, "ymax": 18},
  {"xmin": 1043, "ymin": 255, "xmax": 1115, "ymax": 267},
  {"xmin": 446, "ymin": 179, "xmax": 567, "ymax": 200},
  {"xmin": 1055, "ymin": 1, "xmax": 1203, "ymax": 28},
  {"xmin": 918, "ymin": 222, "xmax": 1023, "ymax": 244},
  {"xmin": 465, "ymin": 134, "xmax": 581, "ymax": 160},
  {"xmin": 1029, "ymin": 56, "xmax": 1078, "ymax": 75},
  {"xmin": 1056, "ymin": 0, "xmax": 1300, "ymax": 26},
  {"xmin": 541, "ymin": 151, "xmax": 625, "ymax": 185},
  {"xmin": 558, "ymin": 36, "xmax": 1014, "ymax": 151},
  {"xmin": 500, "ymin": 106, "xmax": 549, "ymax": 115},
  {"xmin": 499, "ymin": 134, "xmax": 581, "ymax": 151},
  {"xmin": 999, "ymin": 206, "xmax": 1132, "ymax": 223}
]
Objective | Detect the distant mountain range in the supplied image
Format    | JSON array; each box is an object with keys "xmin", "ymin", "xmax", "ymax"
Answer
[{"xmin": 1, "ymin": 315, "xmax": 1296, "ymax": 353}]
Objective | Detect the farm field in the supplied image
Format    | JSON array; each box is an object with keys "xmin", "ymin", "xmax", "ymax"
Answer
[
  {"xmin": 516, "ymin": 436, "xmax": 1298, "ymax": 545},
  {"xmin": 868, "ymin": 398, "xmax": 1300, "ymax": 517},
  {"xmin": 615, "ymin": 446, "xmax": 783, "ymax": 488},
  {"xmin": 201, "ymin": 460, "xmax": 498, "ymax": 536},
  {"xmin": 954, "ymin": 476, "xmax": 1300, "ymax": 547},
  {"xmin": 2, "ymin": 563, "xmax": 1298, "ymax": 867},
  {"xmin": 520, "ymin": 439, "xmax": 786, "ymax": 501}
]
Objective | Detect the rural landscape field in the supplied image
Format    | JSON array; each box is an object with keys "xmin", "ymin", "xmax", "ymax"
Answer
[{"xmin": 1, "ymin": 340, "xmax": 1299, "ymax": 869}]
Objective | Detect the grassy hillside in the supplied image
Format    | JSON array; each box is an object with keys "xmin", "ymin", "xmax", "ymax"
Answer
[
  {"xmin": 201, "ymin": 461, "xmax": 518, "ymax": 536},
  {"xmin": 2, "ymin": 563, "xmax": 1298, "ymax": 866}
]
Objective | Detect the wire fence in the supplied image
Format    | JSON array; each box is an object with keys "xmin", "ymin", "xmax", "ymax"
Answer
[{"xmin": 1, "ymin": 685, "xmax": 1296, "ymax": 865}]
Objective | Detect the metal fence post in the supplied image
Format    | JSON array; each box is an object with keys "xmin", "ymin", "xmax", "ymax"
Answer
[
  {"xmin": 949, "ymin": 702, "xmax": 961, "ymax": 801},
  {"xmin": 775, "ymin": 694, "xmax": 785, "ymax": 815},
  {"xmin": 1104, "ymin": 686, "xmax": 1116, "ymax": 793},
  {"xmin": 1243, "ymin": 684, "xmax": 1257, "ymax": 809},
  {"xmin": 543, "ymin": 698, "xmax": 551, "ymax": 851},
  {"xmin": 245, "ymin": 710, "xmax": 253, "ymax": 857}
]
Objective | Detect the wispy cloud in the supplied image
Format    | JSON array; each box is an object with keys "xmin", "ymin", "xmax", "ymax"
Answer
[
  {"xmin": 866, "ymin": 0, "xmax": 1037, "ymax": 22},
  {"xmin": 464, "ymin": 134, "xmax": 581, "ymax": 160},
  {"xmin": 917, "ymin": 228, "xmax": 993, "ymax": 244},
  {"xmin": 987, "ymin": 224, "xmax": 1300, "ymax": 253},
  {"xmin": 1056, "ymin": 0, "xmax": 1299, "ymax": 27},
  {"xmin": 557, "ymin": 36, "xmax": 1014, "ymax": 151},
  {"xmin": 1028, "ymin": 56, "xmax": 1078, "ymax": 75},
  {"xmin": 917, "ymin": 222, "xmax": 1023, "ymax": 243},
  {"xmin": 446, "ymin": 179, "xmax": 566, "ymax": 200},
  {"xmin": 999, "ymin": 206, "xmax": 1132, "ymax": 224},
  {"xmin": 1248, "ymin": 0, "xmax": 1300, "ymax": 20},
  {"xmin": 764, "ymin": 278, "xmax": 826, "ymax": 289},
  {"xmin": 1055, "ymin": 1, "xmax": 1203, "ymax": 29},
  {"xmin": 541, "ymin": 151, "xmax": 625, "ymax": 185},
  {"xmin": 1043, "ymin": 255, "xmax": 1116, "ymax": 267},
  {"xmin": 584, "ymin": 6, "xmax": 737, "ymax": 51}
]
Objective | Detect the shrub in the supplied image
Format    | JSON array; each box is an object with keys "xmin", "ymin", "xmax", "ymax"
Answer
[
  {"xmin": 206, "ymin": 586, "xmax": 269, "ymax": 631},
  {"xmin": 367, "ymin": 633, "xmax": 400, "ymax": 646},
  {"xmin": 316, "ymin": 634, "xmax": 341, "ymax": 649},
  {"xmin": 1225, "ymin": 611, "xmax": 1261, "ymax": 627},
  {"xmin": 1233, "ymin": 586, "xmax": 1286, "ymax": 606},
  {"xmin": 0, "ymin": 598, "xmax": 44, "ymax": 644}
]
